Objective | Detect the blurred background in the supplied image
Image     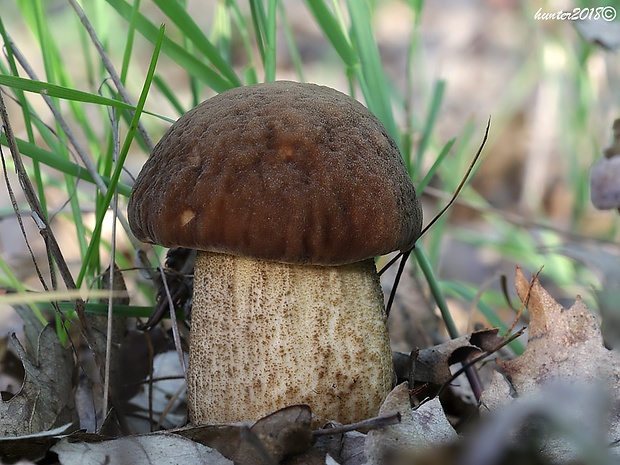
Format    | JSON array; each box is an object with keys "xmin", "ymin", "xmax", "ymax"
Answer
[{"xmin": 0, "ymin": 0, "xmax": 619, "ymax": 422}]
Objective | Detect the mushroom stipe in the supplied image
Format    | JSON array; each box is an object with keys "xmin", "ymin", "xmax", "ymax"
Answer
[{"xmin": 189, "ymin": 252, "xmax": 393, "ymax": 424}]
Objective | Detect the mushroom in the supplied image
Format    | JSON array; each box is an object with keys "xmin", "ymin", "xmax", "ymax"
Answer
[{"xmin": 127, "ymin": 81, "xmax": 422, "ymax": 425}]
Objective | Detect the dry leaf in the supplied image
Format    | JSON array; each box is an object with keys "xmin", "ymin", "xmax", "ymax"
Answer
[
  {"xmin": 394, "ymin": 328, "xmax": 502, "ymax": 385},
  {"xmin": 0, "ymin": 423, "xmax": 72, "ymax": 463},
  {"xmin": 125, "ymin": 351, "xmax": 188, "ymax": 432},
  {"xmin": 480, "ymin": 267, "xmax": 620, "ymax": 461},
  {"xmin": 365, "ymin": 383, "xmax": 457, "ymax": 465},
  {"xmin": 0, "ymin": 319, "xmax": 75, "ymax": 461},
  {"xmin": 178, "ymin": 404, "xmax": 313, "ymax": 464},
  {"xmin": 52, "ymin": 432, "xmax": 232, "ymax": 465},
  {"xmin": 249, "ymin": 404, "xmax": 313, "ymax": 461}
]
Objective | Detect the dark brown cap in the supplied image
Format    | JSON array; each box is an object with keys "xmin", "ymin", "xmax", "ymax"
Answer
[{"xmin": 128, "ymin": 81, "xmax": 422, "ymax": 265}]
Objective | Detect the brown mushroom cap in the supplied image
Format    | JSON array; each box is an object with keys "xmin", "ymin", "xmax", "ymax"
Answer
[{"xmin": 128, "ymin": 81, "xmax": 422, "ymax": 265}]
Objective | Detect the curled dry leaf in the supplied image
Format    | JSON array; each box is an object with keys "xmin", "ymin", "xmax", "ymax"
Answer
[
  {"xmin": 365, "ymin": 383, "xmax": 457, "ymax": 465},
  {"xmin": 393, "ymin": 328, "xmax": 502, "ymax": 386},
  {"xmin": 480, "ymin": 267, "xmax": 620, "ymax": 461}
]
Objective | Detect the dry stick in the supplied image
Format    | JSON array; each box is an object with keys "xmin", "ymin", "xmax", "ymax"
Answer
[
  {"xmin": 385, "ymin": 249, "xmax": 409, "ymax": 318},
  {"xmin": 145, "ymin": 332, "xmax": 155, "ymax": 431},
  {"xmin": 0, "ymin": 89, "xmax": 95, "ymax": 351},
  {"xmin": 103, "ymin": 106, "xmax": 121, "ymax": 420},
  {"xmin": 156, "ymin": 382, "xmax": 187, "ymax": 430},
  {"xmin": 67, "ymin": 0, "xmax": 154, "ymax": 152},
  {"xmin": 312, "ymin": 411, "xmax": 401, "ymax": 436}
]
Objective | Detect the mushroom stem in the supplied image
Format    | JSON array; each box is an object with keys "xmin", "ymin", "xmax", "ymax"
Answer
[{"xmin": 188, "ymin": 251, "xmax": 394, "ymax": 425}]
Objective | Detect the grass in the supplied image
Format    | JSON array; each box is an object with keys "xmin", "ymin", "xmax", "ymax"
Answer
[{"xmin": 0, "ymin": 1, "xmax": 618, "ymax": 361}]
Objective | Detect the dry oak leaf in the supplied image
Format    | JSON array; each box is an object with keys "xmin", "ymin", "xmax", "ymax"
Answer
[
  {"xmin": 365, "ymin": 382, "xmax": 457, "ymax": 465},
  {"xmin": 481, "ymin": 267, "xmax": 620, "ymax": 459}
]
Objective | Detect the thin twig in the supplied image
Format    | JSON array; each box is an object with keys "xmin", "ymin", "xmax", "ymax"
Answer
[
  {"xmin": 103, "ymin": 105, "xmax": 121, "ymax": 418},
  {"xmin": 419, "ymin": 116, "xmax": 491, "ymax": 238},
  {"xmin": 155, "ymin": 249, "xmax": 188, "ymax": 375},
  {"xmin": 312, "ymin": 411, "xmax": 401, "ymax": 436},
  {"xmin": 437, "ymin": 326, "xmax": 527, "ymax": 398},
  {"xmin": 385, "ymin": 249, "xmax": 410, "ymax": 317}
]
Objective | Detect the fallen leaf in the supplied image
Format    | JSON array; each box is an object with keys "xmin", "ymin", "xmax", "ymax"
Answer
[
  {"xmin": 393, "ymin": 328, "xmax": 502, "ymax": 386},
  {"xmin": 0, "ymin": 423, "xmax": 73, "ymax": 463},
  {"xmin": 557, "ymin": 241, "xmax": 620, "ymax": 348},
  {"xmin": 480, "ymin": 267, "xmax": 620, "ymax": 461},
  {"xmin": 469, "ymin": 382, "xmax": 616, "ymax": 465},
  {"xmin": 52, "ymin": 432, "xmax": 232, "ymax": 465},
  {"xmin": 178, "ymin": 404, "xmax": 313, "ymax": 464},
  {"xmin": 249, "ymin": 404, "xmax": 313, "ymax": 461},
  {"xmin": 0, "ymin": 320, "xmax": 75, "ymax": 461},
  {"xmin": 365, "ymin": 383, "xmax": 457, "ymax": 465},
  {"xmin": 125, "ymin": 350, "xmax": 188, "ymax": 432}
]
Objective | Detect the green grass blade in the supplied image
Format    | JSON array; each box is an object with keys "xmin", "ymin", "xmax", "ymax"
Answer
[
  {"xmin": 77, "ymin": 23, "xmax": 164, "ymax": 288},
  {"xmin": 418, "ymin": 137, "xmax": 456, "ymax": 192},
  {"xmin": 0, "ymin": 74, "xmax": 136, "ymax": 110},
  {"xmin": 249, "ymin": 0, "xmax": 267, "ymax": 62},
  {"xmin": 413, "ymin": 245, "xmax": 459, "ymax": 339},
  {"xmin": 153, "ymin": 74, "xmax": 186, "ymax": 116},
  {"xmin": 227, "ymin": 0, "xmax": 259, "ymax": 84},
  {"xmin": 415, "ymin": 79, "xmax": 446, "ymax": 172},
  {"xmin": 264, "ymin": 0, "xmax": 278, "ymax": 82},
  {"xmin": 0, "ymin": 135, "xmax": 132, "ymax": 197},
  {"xmin": 151, "ymin": 0, "xmax": 241, "ymax": 87},
  {"xmin": 119, "ymin": 0, "xmax": 141, "ymax": 84},
  {"xmin": 305, "ymin": 0, "xmax": 356, "ymax": 67},
  {"xmin": 346, "ymin": 0, "xmax": 398, "ymax": 141},
  {"xmin": 105, "ymin": 0, "xmax": 235, "ymax": 93},
  {"xmin": 279, "ymin": 2, "xmax": 305, "ymax": 81}
]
